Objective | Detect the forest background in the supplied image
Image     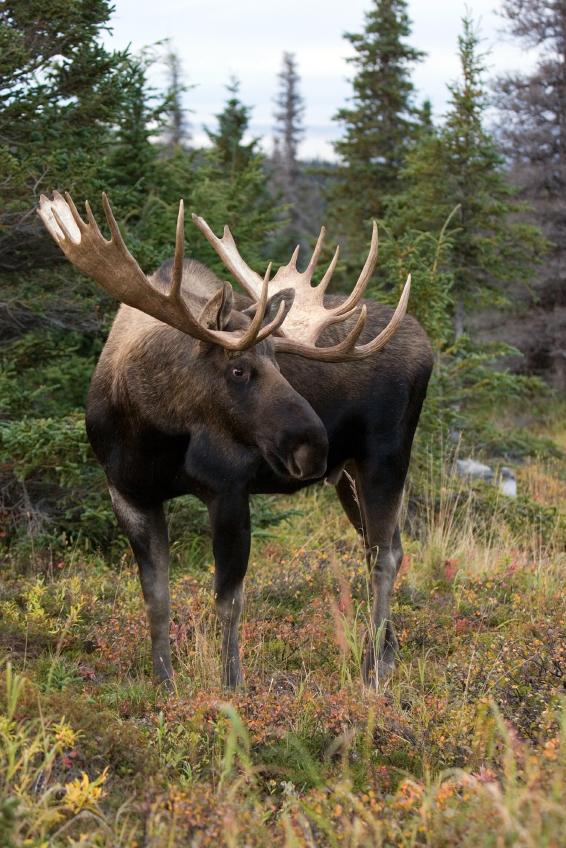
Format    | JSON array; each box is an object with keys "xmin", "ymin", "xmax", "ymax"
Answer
[
  {"xmin": 0, "ymin": 2, "xmax": 565, "ymax": 846},
  {"xmin": 1, "ymin": 0, "xmax": 564, "ymax": 551}
]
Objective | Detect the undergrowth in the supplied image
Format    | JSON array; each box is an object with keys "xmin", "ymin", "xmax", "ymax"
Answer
[{"xmin": 0, "ymin": 409, "xmax": 564, "ymax": 847}]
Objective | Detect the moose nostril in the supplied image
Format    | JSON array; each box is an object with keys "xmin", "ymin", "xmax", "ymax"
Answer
[{"xmin": 290, "ymin": 443, "xmax": 322, "ymax": 479}]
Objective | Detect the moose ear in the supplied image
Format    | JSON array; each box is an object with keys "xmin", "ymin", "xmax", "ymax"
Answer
[
  {"xmin": 199, "ymin": 282, "xmax": 234, "ymax": 330},
  {"xmin": 243, "ymin": 287, "xmax": 295, "ymax": 328}
]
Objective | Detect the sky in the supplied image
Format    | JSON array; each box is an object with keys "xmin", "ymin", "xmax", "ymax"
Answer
[{"xmin": 103, "ymin": 0, "xmax": 538, "ymax": 160}]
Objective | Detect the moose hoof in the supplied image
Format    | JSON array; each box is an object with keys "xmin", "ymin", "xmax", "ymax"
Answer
[
  {"xmin": 155, "ymin": 675, "xmax": 174, "ymax": 694},
  {"xmin": 362, "ymin": 658, "xmax": 395, "ymax": 689},
  {"xmin": 361, "ymin": 644, "xmax": 396, "ymax": 688},
  {"xmin": 223, "ymin": 660, "xmax": 244, "ymax": 690},
  {"xmin": 224, "ymin": 675, "xmax": 244, "ymax": 691},
  {"xmin": 361, "ymin": 621, "xmax": 399, "ymax": 687}
]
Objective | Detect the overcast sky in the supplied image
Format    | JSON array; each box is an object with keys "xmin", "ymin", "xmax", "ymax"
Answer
[{"xmin": 104, "ymin": 0, "xmax": 537, "ymax": 159}]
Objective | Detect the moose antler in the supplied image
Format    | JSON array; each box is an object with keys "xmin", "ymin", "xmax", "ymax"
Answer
[
  {"xmin": 37, "ymin": 192, "xmax": 286, "ymax": 351},
  {"xmin": 191, "ymin": 216, "xmax": 411, "ymax": 361}
]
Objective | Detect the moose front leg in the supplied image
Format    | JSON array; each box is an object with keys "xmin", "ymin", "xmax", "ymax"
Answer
[
  {"xmin": 108, "ymin": 487, "xmax": 173, "ymax": 687},
  {"xmin": 207, "ymin": 492, "xmax": 250, "ymax": 689}
]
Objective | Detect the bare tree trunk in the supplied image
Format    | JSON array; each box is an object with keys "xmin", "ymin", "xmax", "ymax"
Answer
[
  {"xmin": 454, "ymin": 296, "xmax": 465, "ymax": 338},
  {"xmin": 162, "ymin": 47, "xmax": 190, "ymax": 152},
  {"xmin": 272, "ymin": 52, "xmax": 306, "ymax": 249}
]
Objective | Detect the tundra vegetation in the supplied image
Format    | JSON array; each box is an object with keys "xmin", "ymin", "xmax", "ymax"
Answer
[{"xmin": 1, "ymin": 0, "xmax": 565, "ymax": 846}]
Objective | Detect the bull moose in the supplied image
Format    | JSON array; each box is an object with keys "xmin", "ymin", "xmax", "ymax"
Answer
[{"xmin": 38, "ymin": 191, "xmax": 433, "ymax": 689}]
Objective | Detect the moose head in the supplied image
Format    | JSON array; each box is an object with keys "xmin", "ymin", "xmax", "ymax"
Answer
[{"xmin": 38, "ymin": 192, "xmax": 410, "ymax": 489}]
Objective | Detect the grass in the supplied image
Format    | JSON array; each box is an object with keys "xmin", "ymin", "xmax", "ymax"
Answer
[{"xmin": 1, "ymin": 414, "xmax": 565, "ymax": 846}]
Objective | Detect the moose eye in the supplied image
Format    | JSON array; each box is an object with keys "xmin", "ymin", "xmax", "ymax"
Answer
[{"xmin": 231, "ymin": 366, "xmax": 246, "ymax": 380}]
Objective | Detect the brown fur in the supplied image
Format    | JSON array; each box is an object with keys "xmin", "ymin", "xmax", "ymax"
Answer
[{"xmin": 86, "ymin": 257, "xmax": 433, "ymax": 689}]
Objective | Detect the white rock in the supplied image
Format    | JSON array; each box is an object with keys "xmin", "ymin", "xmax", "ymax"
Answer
[
  {"xmin": 499, "ymin": 467, "xmax": 517, "ymax": 498},
  {"xmin": 456, "ymin": 458, "xmax": 494, "ymax": 482}
]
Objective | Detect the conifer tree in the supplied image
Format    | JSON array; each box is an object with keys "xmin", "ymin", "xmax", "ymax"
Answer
[
  {"xmin": 494, "ymin": 0, "xmax": 566, "ymax": 386},
  {"xmin": 0, "ymin": 0, "xmax": 164, "ymax": 545},
  {"xmin": 106, "ymin": 54, "xmax": 165, "ymax": 215},
  {"xmin": 390, "ymin": 16, "xmax": 544, "ymax": 336},
  {"xmin": 205, "ymin": 78, "xmax": 258, "ymax": 175},
  {"xmin": 0, "ymin": 0, "xmax": 132, "ymax": 270},
  {"xmin": 329, "ymin": 0, "xmax": 424, "ymax": 264},
  {"xmin": 418, "ymin": 98, "xmax": 434, "ymax": 133},
  {"xmin": 138, "ymin": 78, "xmax": 279, "ymax": 277}
]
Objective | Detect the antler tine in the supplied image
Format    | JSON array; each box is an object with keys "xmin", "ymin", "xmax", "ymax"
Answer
[
  {"xmin": 46, "ymin": 190, "xmax": 81, "ymax": 245},
  {"xmin": 63, "ymin": 192, "xmax": 87, "ymax": 234},
  {"xmin": 236, "ymin": 262, "xmax": 272, "ymax": 348},
  {"xmin": 49, "ymin": 202, "xmax": 75, "ymax": 244},
  {"xmin": 255, "ymin": 264, "xmax": 288, "ymax": 343},
  {"xmin": 191, "ymin": 214, "xmax": 264, "ymax": 300},
  {"xmin": 323, "ymin": 304, "xmax": 367, "ymax": 353},
  {"xmin": 305, "ymin": 227, "xmax": 326, "ymax": 280},
  {"xmin": 84, "ymin": 199, "xmax": 105, "ymax": 242},
  {"xmin": 333, "ymin": 220, "xmax": 378, "ymax": 317},
  {"xmin": 233, "ymin": 262, "xmax": 287, "ymax": 347},
  {"xmin": 325, "ymin": 304, "xmax": 368, "ymax": 353},
  {"xmin": 273, "ymin": 304, "xmax": 368, "ymax": 361},
  {"xmin": 351, "ymin": 274, "xmax": 411, "ymax": 357},
  {"xmin": 171, "ymin": 199, "xmax": 185, "ymax": 301},
  {"xmin": 102, "ymin": 192, "xmax": 125, "ymax": 248},
  {"xmin": 285, "ymin": 244, "xmax": 301, "ymax": 271},
  {"xmin": 275, "ymin": 274, "xmax": 410, "ymax": 362},
  {"xmin": 316, "ymin": 243, "xmax": 340, "ymax": 296},
  {"xmin": 256, "ymin": 299, "xmax": 287, "ymax": 343},
  {"xmin": 38, "ymin": 191, "xmax": 292, "ymax": 353}
]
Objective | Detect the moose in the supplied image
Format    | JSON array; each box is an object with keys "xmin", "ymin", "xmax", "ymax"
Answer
[{"xmin": 38, "ymin": 191, "xmax": 433, "ymax": 689}]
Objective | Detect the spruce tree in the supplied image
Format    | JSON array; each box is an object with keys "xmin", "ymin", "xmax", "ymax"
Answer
[
  {"xmin": 329, "ymin": 0, "xmax": 424, "ymax": 265},
  {"xmin": 205, "ymin": 78, "xmax": 258, "ymax": 175},
  {"xmin": 0, "ymin": 0, "xmax": 132, "ymax": 270},
  {"xmin": 0, "ymin": 0, "xmax": 161, "ymax": 546},
  {"xmin": 137, "ymin": 79, "xmax": 279, "ymax": 278},
  {"xmin": 106, "ymin": 53, "xmax": 165, "ymax": 216},
  {"xmin": 494, "ymin": 0, "xmax": 566, "ymax": 387},
  {"xmin": 390, "ymin": 16, "xmax": 544, "ymax": 336}
]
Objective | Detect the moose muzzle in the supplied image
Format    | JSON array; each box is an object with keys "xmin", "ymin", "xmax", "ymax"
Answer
[
  {"xmin": 287, "ymin": 436, "xmax": 328, "ymax": 480},
  {"xmin": 261, "ymin": 403, "xmax": 329, "ymax": 482}
]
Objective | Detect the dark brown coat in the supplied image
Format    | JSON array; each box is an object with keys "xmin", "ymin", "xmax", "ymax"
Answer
[{"xmin": 86, "ymin": 259, "xmax": 433, "ymax": 688}]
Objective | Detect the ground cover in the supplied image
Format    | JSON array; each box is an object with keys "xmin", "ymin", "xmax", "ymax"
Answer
[{"xmin": 1, "ymin": 416, "xmax": 565, "ymax": 847}]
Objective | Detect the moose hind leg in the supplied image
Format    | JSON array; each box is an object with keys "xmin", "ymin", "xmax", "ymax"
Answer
[
  {"xmin": 336, "ymin": 465, "xmax": 403, "ymax": 683},
  {"xmin": 383, "ymin": 524, "xmax": 404, "ymax": 655},
  {"xmin": 207, "ymin": 492, "xmax": 251, "ymax": 689},
  {"xmin": 335, "ymin": 465, "xmax": 364, "ymax": 537},
  {"xmin": 109, "ymin": 487, "xmax": 173, "ymax": 686},
  {"xmin": 357, "ymin": 462, "xmax": 407, "ymax": 687}
]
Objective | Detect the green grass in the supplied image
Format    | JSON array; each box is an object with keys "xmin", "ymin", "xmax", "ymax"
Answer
[{"xmin": 1, "ymin": 417, "xmax": 565, "ymax": 846}]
